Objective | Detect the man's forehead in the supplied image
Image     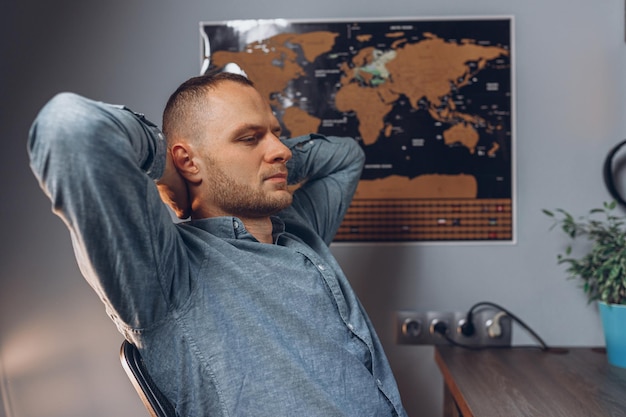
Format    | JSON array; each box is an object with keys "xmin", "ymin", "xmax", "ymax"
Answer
[
  {"xmin": 206, "ymin": 82, "xmax": 269, "ymax": 111},
  {"xmin": 201, "ymin": 91, "xmax": 278, "ymax": 137}
]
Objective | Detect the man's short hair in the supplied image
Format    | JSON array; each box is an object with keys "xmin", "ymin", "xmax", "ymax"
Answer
[{"xmin": 162, "ymin": 71, "xmax": 254, "ymax": 143}]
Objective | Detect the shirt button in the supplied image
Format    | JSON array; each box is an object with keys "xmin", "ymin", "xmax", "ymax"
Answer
[
  {"xmin": 376, "ymin": 379, "xmax": 382, "ymax": 387},
  {"xmin": 317, "ymin": 264, "xmax": 326, "ymax": 271},
  {"xmin": 347, "ymin": 323, "xmax": 354, "ymax": 330},
  {"xmin": 233, "ymin": 221, "xmax": 240, "ymax": 229}
]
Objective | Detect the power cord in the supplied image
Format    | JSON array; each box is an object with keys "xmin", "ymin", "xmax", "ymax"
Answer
[{"xmin": 433, "ymin": 301, "xmax": 564, "ymax": 353}]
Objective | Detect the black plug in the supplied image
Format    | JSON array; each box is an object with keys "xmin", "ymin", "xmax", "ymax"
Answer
[
  {"xmin": 460, "ymin": 313, "xmax": 475, "ymax": 337},
  {"xmin": 432, "ymin": 320, "xmax": 448, "ymax": 336}
]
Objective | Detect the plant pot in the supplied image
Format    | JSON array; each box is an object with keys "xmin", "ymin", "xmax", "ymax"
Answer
[{"xmin": 599, "ymin": 301, "xmax": 626, "ymax": 368}]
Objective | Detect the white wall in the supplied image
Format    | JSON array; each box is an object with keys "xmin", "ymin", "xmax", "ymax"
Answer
[{"xmin": 1, "ymin": 1, "xmax": 625, "ymax": 416}]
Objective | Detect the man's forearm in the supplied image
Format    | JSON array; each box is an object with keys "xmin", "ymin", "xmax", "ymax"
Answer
[
  {"xmin": 284, "ymin": 133, "xmax": 365, "ymax": 187},
  {"xmin": 282, "ymin": 133, "xmax": 365, "ymax": 243}
]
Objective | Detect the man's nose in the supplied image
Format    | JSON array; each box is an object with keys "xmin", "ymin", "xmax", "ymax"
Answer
[{"xmin": 267, "ymin": 135, "xmax": 292, "ymax": 163}]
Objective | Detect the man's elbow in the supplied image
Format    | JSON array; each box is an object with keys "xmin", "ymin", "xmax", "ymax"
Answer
[
  {"xmin": 29, "ymin": 93, "xmax": 93, "ymax": 149},
  {"xmin": 28, "ymin": 92, "xmax": 106, "ymax": 185}
]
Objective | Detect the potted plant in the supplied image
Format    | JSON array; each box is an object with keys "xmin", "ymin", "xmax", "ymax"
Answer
[{"xmin": 543, "ymin": 201, "xmax": 626, "ymax": 368}]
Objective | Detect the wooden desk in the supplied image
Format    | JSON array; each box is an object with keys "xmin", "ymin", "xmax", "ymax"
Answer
[{"xmin": 435, "ymin": 346, "xmax": 626, "ymax": 417}]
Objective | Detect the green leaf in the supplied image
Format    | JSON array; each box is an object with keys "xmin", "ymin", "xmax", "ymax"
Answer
[{"xmin": 545, "ymin": 202, "xmax": 626, "ymax": 304}]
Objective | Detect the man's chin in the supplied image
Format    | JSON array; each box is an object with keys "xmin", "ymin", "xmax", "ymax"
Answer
[
  {"xmin": 249, "ymin": 193, "xmax": 293, "ymax": 217},
  {"xmin": 269, "ymin": 193, "xmax": 293, "ymax": 214},
  {"xmin": 274, "ymin": 193, "xmax": 293, "ymax": 211}
]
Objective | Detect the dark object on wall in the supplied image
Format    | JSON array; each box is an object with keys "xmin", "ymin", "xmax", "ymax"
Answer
[
  {"xmin": 120, "ymin": 340, "xmax": 177, "ymax": 417},
  {"xmin": 603, "ymin": 139, "xmax": 626, "ymax": 206}
]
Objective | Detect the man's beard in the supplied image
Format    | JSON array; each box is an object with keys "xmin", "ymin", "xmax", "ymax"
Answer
[{"xmin": 206, "ymin": 163, "xmax": 293, "ymax": 218}]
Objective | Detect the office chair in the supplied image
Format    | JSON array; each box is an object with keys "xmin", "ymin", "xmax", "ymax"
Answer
[{"xmin": 120, "ymin": 340, "xmax": 177, "ymax": 417}]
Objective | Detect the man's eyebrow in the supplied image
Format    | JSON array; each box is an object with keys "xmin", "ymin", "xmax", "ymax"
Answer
[
  {"xmin": 229, "ymin": 123, "xmax": 263, "ymax": 138},
  {"xmin": 230, "ymin": 122, "xmax": 281, "ymax": 138}
]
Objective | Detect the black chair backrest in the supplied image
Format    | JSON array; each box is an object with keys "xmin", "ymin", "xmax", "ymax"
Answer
[{"xmin": 119, "ymin": 340, "xmax": 177, "ymax": 417}]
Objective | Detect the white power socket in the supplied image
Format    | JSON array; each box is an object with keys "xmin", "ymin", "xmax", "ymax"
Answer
[{"xmin": 395, "ymin": 309, "xmax": 512, "ymax": 347}]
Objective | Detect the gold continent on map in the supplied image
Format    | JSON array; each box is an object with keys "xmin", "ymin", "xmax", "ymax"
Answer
[
  {"xmin": 334, "ymin": 83, "xmax": 395, "ymax": 146},
  {"xmin": 210, "ymin": 31, "xmax": 338, "ymax": 108},
  {"xmin": 282, "ymin": 107, "xmax": 321, "ymax": 138},
  {"xmin": 354, "ymin": 174, "xmax": 478, "ymax": 199},
  {"xmin": 443, "ymin": 123, "xmax": 480, "ymax": 154},
  {"xmin": 211, "ymin": 48, "xmax": 304, "ymax": 107}
]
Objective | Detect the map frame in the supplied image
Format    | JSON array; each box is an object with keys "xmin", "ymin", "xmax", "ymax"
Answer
[{"xmin": 199, "ymin": 16, "xmax": 516, "ymax": 245}]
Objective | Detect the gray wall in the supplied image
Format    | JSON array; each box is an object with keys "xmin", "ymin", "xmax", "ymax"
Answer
[{"xmin": 2, "ymin": 1, "xmax": 625, "ymax": 416}]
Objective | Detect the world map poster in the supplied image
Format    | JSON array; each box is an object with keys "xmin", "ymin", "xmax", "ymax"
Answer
[{"xmin": 200, "ymin": 17, "xmax": 515, "ymax": 243}]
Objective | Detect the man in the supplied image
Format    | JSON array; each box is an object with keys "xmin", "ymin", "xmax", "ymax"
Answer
[{"xmin": 28, "ymin": 72, "xmax": 407, "ymax": 416}]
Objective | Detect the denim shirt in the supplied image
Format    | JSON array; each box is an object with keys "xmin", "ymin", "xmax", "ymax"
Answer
[{"xmin": 28, "ymin": 93, "xmax": 407, "ymax": 417}]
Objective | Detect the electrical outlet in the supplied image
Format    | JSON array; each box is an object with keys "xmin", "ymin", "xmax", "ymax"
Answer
[{"xmin": 395, "ymin": 309, "xmax": 512, "ymax": 347}]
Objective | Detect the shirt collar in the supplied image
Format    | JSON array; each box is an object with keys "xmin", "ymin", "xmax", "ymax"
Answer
[{"xmin": 187, "ymin": 216, "xmax": 286, "ymax": 243}]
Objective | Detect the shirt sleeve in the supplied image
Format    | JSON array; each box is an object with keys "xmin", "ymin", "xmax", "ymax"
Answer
[
  {"xmin": 28, "ymin": 92, "xmax": 189, "ymax": 332},
  {"xmin": 283, "ymin": 134, "xmax": 365, "ymax": 245}
]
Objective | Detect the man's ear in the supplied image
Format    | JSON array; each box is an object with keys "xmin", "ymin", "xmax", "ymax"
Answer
[{"xmin": 170, "ymin": 143, "xmax": 202, "ymax": 184}]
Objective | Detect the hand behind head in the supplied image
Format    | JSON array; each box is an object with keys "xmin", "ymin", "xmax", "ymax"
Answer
[{"xmin": 156, "ymin": 148, "xmax": 191, "ymax": 219}]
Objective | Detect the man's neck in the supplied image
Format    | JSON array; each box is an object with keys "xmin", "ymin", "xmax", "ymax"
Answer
[
  {"xmin": 239, "ymin": 216, "xmax": 275, "ymax": 244},
  {"xmin": 190, "ymin": 205, "xmax": 276, "ymax": 244}
]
